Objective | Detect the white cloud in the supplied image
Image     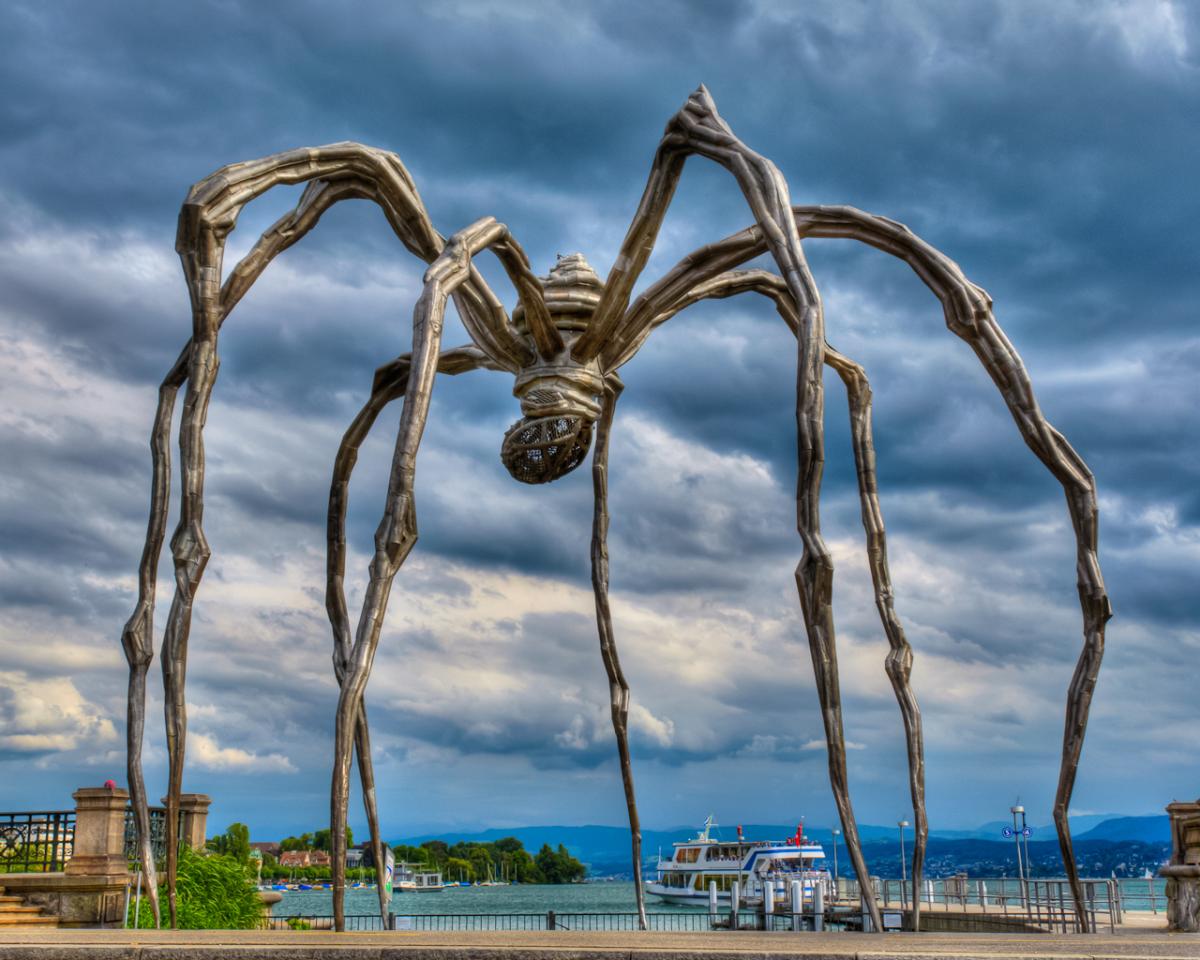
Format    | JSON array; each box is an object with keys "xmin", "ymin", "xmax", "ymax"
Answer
[
  {"xmin": 0, "ymin": 671, "xmax": 117, "ymax": 753},
  {"xmin": 1087, "ymin": 0, "xmax": 1190, "ymax": 66},
  {"xmin": 189, "ymin": 733, "xmax": 297, "ymax": 774}
]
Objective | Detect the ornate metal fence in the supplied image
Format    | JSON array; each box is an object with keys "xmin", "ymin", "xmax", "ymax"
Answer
[
  {"xmin": 123, "ymin": 804, "xmax": 179, "ymax": 864},
  {"xmin": 0, "ymin": 810, "xmax": 75, "ymax": 872},
  {"xmin": 0, "ymin": 802, "xmax": 183, "ymax": 874}
]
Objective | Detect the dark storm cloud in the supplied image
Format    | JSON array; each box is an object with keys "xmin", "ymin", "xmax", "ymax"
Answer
[{"xmin": 0, "ymin": 0, "xmax": 1196, "ymax": 828}]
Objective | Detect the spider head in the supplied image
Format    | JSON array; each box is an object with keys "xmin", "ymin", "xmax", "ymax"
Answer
[{"xmin": 502, "ymin": 254, "xmax": 605, "ymax": 484}]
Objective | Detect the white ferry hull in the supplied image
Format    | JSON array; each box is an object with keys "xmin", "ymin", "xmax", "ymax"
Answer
[
  {"xmin": 645, "ymin": 883, "xmax": 729, "ymax": 905},
  {"xmin": 645, "ymin": 878, "xmax": 828, "ymax": 906}
]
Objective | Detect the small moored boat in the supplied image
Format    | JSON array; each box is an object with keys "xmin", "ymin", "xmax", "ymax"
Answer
[{"xmin": 395, "ymin": 862, "xmax": 444, "ymax": 893}]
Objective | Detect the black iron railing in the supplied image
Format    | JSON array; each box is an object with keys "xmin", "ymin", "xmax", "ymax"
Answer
[
  {"xmin": 0, "ymin": 810, "xmax": 75, "ymax": 872},
  {"xmin": 261, "ymin": 914, "xmax": 390, "ymax": 931},
  {"xmin": 261, "ymin": 911, "xmax": 825, "ymax": 933},
  {"xmin": 262, "ymin": 900, "xmax": 1113, "ymax": 935},
  {"xmin": 123, "ymin": 804, "xmax": 184, "ymax": 865}
]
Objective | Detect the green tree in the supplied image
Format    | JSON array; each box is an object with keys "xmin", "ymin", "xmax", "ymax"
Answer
[
  {"xmin": 510, "ymin": 848, "xmax": 539, "ymax": 883},
  {"xmin": 312, "ymin": 826, "xmax": 353, "ymax": 852},
  {"xmin": 468, "ymin": 846, "xmax": 494, "ymax": 880},
  {"xmin": 421, "ymin": 839, "xmax": 449, "ymax": 866},
  {"xmin": 390, "ymin": 844, "xmax": 432, "ymax": 867},
  {"xmin": 280, "ymin": 833, "xmax": 313, "ymax": 852},
  {"xmin": 207, "ymin": 822, "xmax": 251, "ymax": 865},
  {"xmin": 534, "ymin": 843, "xmax": 585, "ymax": 884},
  {"xmin": 444, "ymin": 856, "xmax": 474, "ymax": 882}
]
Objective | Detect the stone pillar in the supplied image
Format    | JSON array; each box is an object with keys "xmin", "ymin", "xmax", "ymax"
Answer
[
  {"xmin": 161, "ymin": 793, "xmax": 211, "ymax": 850},
  {"xmin": 178, "ymin": 794, "xmax": 211, "ymax": 849},
  {"xmin": 65, "ymin": 786, "xmax": 129, "ymax": 879},
  {"xmin": 1160, "ymin": 798, "xmax": 1200, "ymax": 933}
]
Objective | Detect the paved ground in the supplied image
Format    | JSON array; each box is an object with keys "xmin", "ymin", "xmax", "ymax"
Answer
[
  {"xmin": 1114, "ymin": 912, "xmax": 1170, "ymax": 930},
  {"xmin": 0, "ymin": 927, "xmax": 1196, "ymax": 960}
]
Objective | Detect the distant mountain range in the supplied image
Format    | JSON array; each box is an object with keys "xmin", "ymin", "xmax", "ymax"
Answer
[{"xmin": 394, "ymin": 814, "xmax": 1171, "ymax": 878}]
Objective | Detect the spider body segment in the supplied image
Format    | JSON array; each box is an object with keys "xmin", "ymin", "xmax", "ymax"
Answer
[
  {"xmin": 120, "ymin": 88, "xmax": 1110, "ymax": 935},
  {"xmin": 501, "ymin": 254, "xmax": 606, "ymax": 483}
]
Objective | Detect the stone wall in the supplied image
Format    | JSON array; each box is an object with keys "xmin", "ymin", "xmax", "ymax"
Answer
[
  {"xmin": 1160, "ymin": 798, "xmax": 1200, "ymax": 933},
  {"xmin": 0, "ymin": 785, "xmax": 210, "ymax": 928}
]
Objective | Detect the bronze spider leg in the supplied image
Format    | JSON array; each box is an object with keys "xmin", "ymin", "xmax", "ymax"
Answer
[
  {"xmin": 792, "ymin": 207, "xmax": 1110, "ymax": 931},
  {"xmin": 622, "ymin": 203, "xmax": 1110, "ymax": 931},
  {"xmin": 586, "ymin": 374, "xmax": 650, "ymax": 930},
  {"xmin": 329, "ymin": 217, "xmax": 552, "ymax": 932},
  {"xmin": 131, "ymin": 145, "xmax": 527, "ymax": 926},
  {"xmin": 119, "ymin": 341, "xmax": 189, "ymax": 927},
  {"xmin": 326, "ymin": 345, "xmax": 498, "ymax": 924},
  {"xmin": 644, "ymin": 268, "xmax": 927, "ymax": 927},
  {"xmin": 324, "ymin": 351, "xmax": 649, "ymax": 927},
  {"xmin": 575, "ymin": 87, "xmax": 881, "ymax": 931},
  {"xmin": 821, "ymin": 346, "xmax": 927, "ymax": 932}
]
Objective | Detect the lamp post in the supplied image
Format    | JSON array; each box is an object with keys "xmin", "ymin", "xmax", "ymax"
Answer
[
  {"xmin": 1019, "ymin": 808, "xmax": 1033, "ymax": 878},
  {"xmin": 898, "ymin": 820, "xmax": 910, "ymax": 909},
  {"xmin": 832, "ymin": 828, "xmax": 840, "ymax": 901},
  {"xmin": 1010, "ymin": 804, "xmax": 1027, "ymax": 910}
]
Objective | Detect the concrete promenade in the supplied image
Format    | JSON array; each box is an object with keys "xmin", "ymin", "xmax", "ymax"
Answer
[{"xmin": 0, "ymin": 928, "xmax": 1196, "ymax": 960}]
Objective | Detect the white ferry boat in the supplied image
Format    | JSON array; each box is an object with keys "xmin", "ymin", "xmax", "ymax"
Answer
[{"xmin": 645, "ymin": 817, "xmax": 832, "ymax": 907}]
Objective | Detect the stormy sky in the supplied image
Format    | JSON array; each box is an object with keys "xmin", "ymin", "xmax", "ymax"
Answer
[{"xmin": 0, "ymin": 0, "xmax": 1196, "ymax": 842}]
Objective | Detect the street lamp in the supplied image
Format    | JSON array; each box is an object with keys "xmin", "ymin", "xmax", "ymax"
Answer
[
  {"xmin": 1009, "ymin": 805, "xmax": 1025, "ymax": 884},
  {"xmin": 1009, "ymin": 804, "xmax": 1027, "ymax": 910},
  {"xmin": 1020, "ymin": 809, "xmax": 1033, "ymax": 877},
  {"xmin": 898, "ymin": 820, "xmax": 910, "ymax": 909},
  {"xmin": 831, "ymin": 827, "xmax": 840, "ymax": 897}
]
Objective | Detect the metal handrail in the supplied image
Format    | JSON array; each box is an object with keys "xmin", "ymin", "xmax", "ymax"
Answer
[
  {"xmin": 123, "ymin": 804, "xmax": 185, "ymax": 865},
  {"xmin": 0, "ymin": 810, "xmax": 75, "ymax": 872}
]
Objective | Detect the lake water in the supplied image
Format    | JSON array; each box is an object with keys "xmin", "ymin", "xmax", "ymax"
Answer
[
  {"xmin": 275, "ymin": 881, "xmax": 698, "ymax": 919},
  {"xmin": 273, "ymin": 876, "xmax": 1172, "ymax": 926}
]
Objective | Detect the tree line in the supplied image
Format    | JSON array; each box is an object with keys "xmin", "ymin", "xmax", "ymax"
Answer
[
  {"xmin": 391, "ymin": 837, "xmax": 586, "ymax": 884},
  {"xmin": 207, "ymin": 823, "xmax": 586, "ymax": 884}
]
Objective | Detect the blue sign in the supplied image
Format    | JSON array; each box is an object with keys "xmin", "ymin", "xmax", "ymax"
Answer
[{"xmin": 1002, "ymin": 826, "xmax": 1014, "ymax": 838}]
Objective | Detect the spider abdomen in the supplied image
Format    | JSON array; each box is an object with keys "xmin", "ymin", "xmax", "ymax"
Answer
[
  {"xmin": 502, "ymin": 253, "xmax": 607, "ymax": 484},
  {"xmin": 500, "ymin": 414, "xmax": 594, "ymax": 484}
]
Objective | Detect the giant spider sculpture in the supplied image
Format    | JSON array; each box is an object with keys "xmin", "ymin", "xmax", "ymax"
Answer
[{"xmin": 121, "ymin": 88, "xmax": 1110, "ymax": 934}]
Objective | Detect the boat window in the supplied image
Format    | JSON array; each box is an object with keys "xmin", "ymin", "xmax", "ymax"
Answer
[{"xmin": 698, "ymin": 873, "xmax": 732, "ymax": 892}]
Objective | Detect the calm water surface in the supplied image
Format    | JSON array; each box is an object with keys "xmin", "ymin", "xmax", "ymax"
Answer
[
  {"xmin": 274, "ymin": 877, "xmax": 1171, "ymax": 919},
  {"xmin": 275, "ymin": 882, "xmax": 698, "ymax": 918}
]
